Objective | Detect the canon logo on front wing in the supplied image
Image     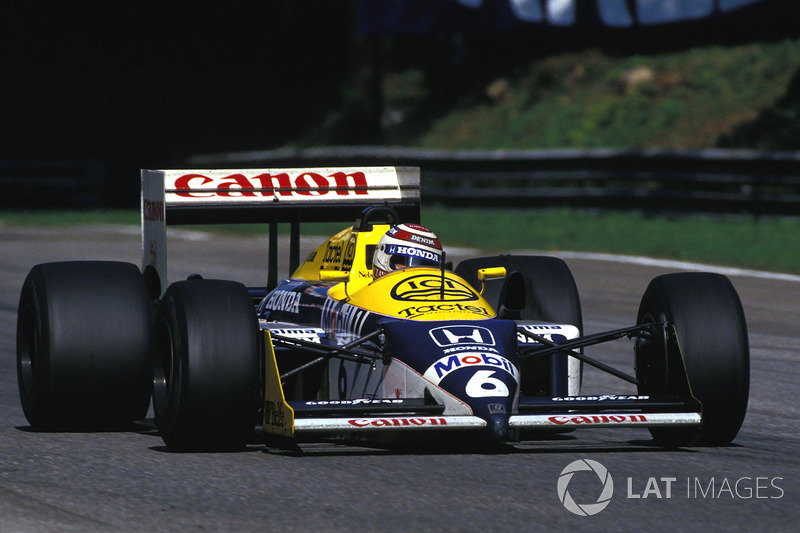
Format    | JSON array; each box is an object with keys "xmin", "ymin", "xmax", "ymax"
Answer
[
  {"xmin": 172, "ymin": 171, "xmax": 370, "ymax": 198},
  {"xmin": 549, "ymin": 414, "xmax": 648, "ymax": 425},
  {"xmin": 347, "ymin": 417, "xmax": 447, "ymax": 428}
]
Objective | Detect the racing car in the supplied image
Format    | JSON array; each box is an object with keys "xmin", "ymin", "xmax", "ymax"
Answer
[{"xmin": 16, "ymin": 166, "xmax": 749, "ymax": 452}]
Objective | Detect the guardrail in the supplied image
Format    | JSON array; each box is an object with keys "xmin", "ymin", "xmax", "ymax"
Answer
[
  {"xmin": 6, "ymin": 149, "xmax": 798, "ymax": 215},
  {"xmin": 189, "ymin": 147, "xmax": 800, "ymax": 216},
  {"xmin": 0, "ymin": 160, "xmax": 105, "ymax": 209}
]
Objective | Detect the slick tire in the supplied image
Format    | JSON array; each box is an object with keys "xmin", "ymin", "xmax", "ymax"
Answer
[
  {"xmin": 153, "ymin": 280, "xmax": 260, "ymax": 452},
  {"xmin": 635, "ymin": 273, "xmax": 749, "ymax": 446},
  {"xmin": 456, "ymin": 255, "xmax": 583, "ymax": 396},
  {"xmin": 17, "ymin": 261, "xmax": 152, "ymax": 430}
]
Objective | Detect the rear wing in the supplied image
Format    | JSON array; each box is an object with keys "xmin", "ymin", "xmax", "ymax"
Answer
[{"xmin": 141, "ymin": 167, "xmax": 421, "ymax": 295}]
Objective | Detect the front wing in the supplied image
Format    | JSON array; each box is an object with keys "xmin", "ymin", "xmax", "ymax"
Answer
[{"xmin": 261, "ymin": 331, "xmax": 702, "ymax": 440}]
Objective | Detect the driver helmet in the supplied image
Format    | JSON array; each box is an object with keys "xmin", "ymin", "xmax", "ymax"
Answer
[{"xmin": 373, "ymin": 223, "xmax": 443, "ymax": 279}]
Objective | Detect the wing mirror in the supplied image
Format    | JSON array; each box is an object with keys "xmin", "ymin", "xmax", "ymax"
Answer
[
  {"xmin": 476, "ymin": 267, "xmax": 507, "ymax": 296},
  {"xmin": 477, "ymin": 267, "xmax": 507, "ymax": 281}
]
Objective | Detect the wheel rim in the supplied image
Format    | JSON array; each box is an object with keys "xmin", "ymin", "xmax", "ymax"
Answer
[
  {"xmin": 153, "ymin": 320, "xmax": 175, "ymax": 415},
  {"xmin": 18, "ymin": 302, "xmax": 37, "ymax": 398}
]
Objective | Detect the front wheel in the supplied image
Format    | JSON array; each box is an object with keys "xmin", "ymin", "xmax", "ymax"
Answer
[
  {"xmin": 635, "ymin": 273, "xmax": 749, "ymax": 446},
  {"xmin": 153, "ymin": 280, "xmax": 261, "ymax": 452}
]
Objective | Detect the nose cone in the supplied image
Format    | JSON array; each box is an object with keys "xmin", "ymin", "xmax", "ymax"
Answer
[
  {"xmin": 486, "ymin": 412, "xmax": 510, "ymax": 441},
  {"xmin": 382, "ymin": 319, "xmax": 521, "ymax": 440}
]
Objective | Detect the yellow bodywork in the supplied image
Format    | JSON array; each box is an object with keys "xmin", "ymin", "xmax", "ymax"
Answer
[
  {"xmin": 291, "ymin": 224, "xmax": 386, "ymax": 291},
  {"xmin": 344, "ymin": 268, "xmax": 496, "ymax": 320},
  {"xmin": 290, "ymin": 223, "xmax": 496, "ymax": 320}
]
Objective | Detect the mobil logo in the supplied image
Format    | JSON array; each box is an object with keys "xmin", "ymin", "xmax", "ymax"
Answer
[
  {"xmin": 429, "ymin": 325, "xmax": 495, "ymax": 348},
  {"xmin": 423, "ymin": 352, "xmax": 519, "ymax": 385}
]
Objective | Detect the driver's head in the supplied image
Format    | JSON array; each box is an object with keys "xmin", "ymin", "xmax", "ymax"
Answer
[{"xmin": 373, "ymin": 223, "xmax": 443, "ymax": 279}]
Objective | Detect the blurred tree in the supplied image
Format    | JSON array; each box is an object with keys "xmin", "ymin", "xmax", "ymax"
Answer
[{"xmin": 718, "ymin": 67, "xmax": 800, "ymax": 149}]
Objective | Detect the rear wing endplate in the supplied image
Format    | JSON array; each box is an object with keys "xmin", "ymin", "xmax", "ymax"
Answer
[{"xmin": 141, "ymin": 167, "xmax": 421, "ymax": 294}]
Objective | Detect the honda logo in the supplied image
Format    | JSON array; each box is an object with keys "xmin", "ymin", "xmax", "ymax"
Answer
[{"xmin": 429, "ymin": 325, "xmax": 495, "ymax": 348}]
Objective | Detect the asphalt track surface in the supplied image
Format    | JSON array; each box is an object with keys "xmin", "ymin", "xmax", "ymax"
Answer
[{"xmin": 0, "ymin": 225, "xmax": 797, "ymax": 532}]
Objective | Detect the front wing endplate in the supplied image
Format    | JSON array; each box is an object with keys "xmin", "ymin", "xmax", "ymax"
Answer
[{"xmin": 262, "ymin": 331, "xmax": 295, "ymax": 437}]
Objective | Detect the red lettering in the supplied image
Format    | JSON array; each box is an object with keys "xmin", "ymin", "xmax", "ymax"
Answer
[
  {"xmin": 143, "ymin": 199, "xmax": 164, "ymax": 221},
  {"xmin": 215, "ymin": 173, "xmax": 256, "ymax": 197},
  {"xmin": 294, "ymin": 172, "xmax": 329, "ymax": 196},
  {"xmin": 330, "ymin": 171, "xmax": 368, "ymax": 195},
  {"xmin": 548, "ymin": 414, "xmax": 648, "ymax": 425},
  {"xmin": 346, "ymin": 417, "xmax": 448, "ymax": 428},
  {"xmin": 174, "ymin": 174, "xmax": 213, "ymax": 197},
  {"xmin": 172, "ymin": 170, "xmax": 377, "ymax": 199},
  {"xmin": 252, "ymin": 173, "xmax": 291, "ymax": 196}
]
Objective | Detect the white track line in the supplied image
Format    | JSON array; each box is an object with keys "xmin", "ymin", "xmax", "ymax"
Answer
[
  {"xmin": 104, "ymin": 226, "xmax": 800, "ymax": 284},
  {"xmin": 512, "ymin": 250, "xmax": 800, "ymax": 283}
]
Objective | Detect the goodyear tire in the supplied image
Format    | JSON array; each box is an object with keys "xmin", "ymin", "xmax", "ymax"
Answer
[
  {"xmin": 17, "ymin": 261, "xmax": 152, "ymax": 430},
  {"xmin": 635, "ymin": 273, "xmax": 749, "ymax": 446},
  {"xmin": 456, "ymin": 255, "xmax": 583, "ymax": 396},
  {"xmin": 153, "ymin": 280, "xmax": 260, "ymax": 452}
]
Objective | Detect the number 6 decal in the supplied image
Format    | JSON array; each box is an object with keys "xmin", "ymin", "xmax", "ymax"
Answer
[{"xmin": 465, "ymin": 370, "xmax": 509, "ymax": 398}]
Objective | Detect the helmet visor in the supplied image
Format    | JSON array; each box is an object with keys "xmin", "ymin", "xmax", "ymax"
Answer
[
  {"xmin": 390, "ymin": 254, "xmax": 441, "ymax": 270},
  {"xmin": 385, "ymin": 244, "xmax": 441, "ymax": 270}
]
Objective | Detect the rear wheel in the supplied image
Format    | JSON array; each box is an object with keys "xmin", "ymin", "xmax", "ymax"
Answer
[
  {"xmin": 456, "ymin": 255, "xmax": 582, "ymax": 396},
  {"xmin": 17, "ymin": 261, "xmax": 152, "ymax": 430},
  {"xmin": 635, "ymin": 273, "xmax": 749, "ymax": 446},
  {"xmin": 153, "ymin": 280, "xmax": 261, "ymax": 452}
]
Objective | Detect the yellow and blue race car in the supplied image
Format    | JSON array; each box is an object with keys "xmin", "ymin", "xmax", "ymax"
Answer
[{"xmin": 16, "ymin": 167, "xmax": 750, "ymax": 452}]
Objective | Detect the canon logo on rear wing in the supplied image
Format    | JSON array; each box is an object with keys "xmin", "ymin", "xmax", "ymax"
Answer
[{"xmin": 165, "ymin": 169, "xmax": 405, "ymax": 202}]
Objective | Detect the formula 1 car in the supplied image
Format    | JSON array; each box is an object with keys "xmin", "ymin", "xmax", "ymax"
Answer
[{"xmin": 16, "ymin": 167, "xmax": 750, "ymax": 452}]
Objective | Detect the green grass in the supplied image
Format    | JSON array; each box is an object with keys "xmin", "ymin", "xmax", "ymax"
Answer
[
  {"xmin": 3, "ymin": 208, "xmax": 798, "ymax": 275},
  {"xmin": 422, "ymin": 206, "xmax": 800, "ymax": 275},
  {"xmin": 381, "ymin": 39, "xmax": 800, "ymax": 150}
]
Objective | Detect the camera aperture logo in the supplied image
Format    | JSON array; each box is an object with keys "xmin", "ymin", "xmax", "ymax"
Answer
[{"xmin": 557, "ymin": 459, "xmax": 614, "ymax": 516}]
